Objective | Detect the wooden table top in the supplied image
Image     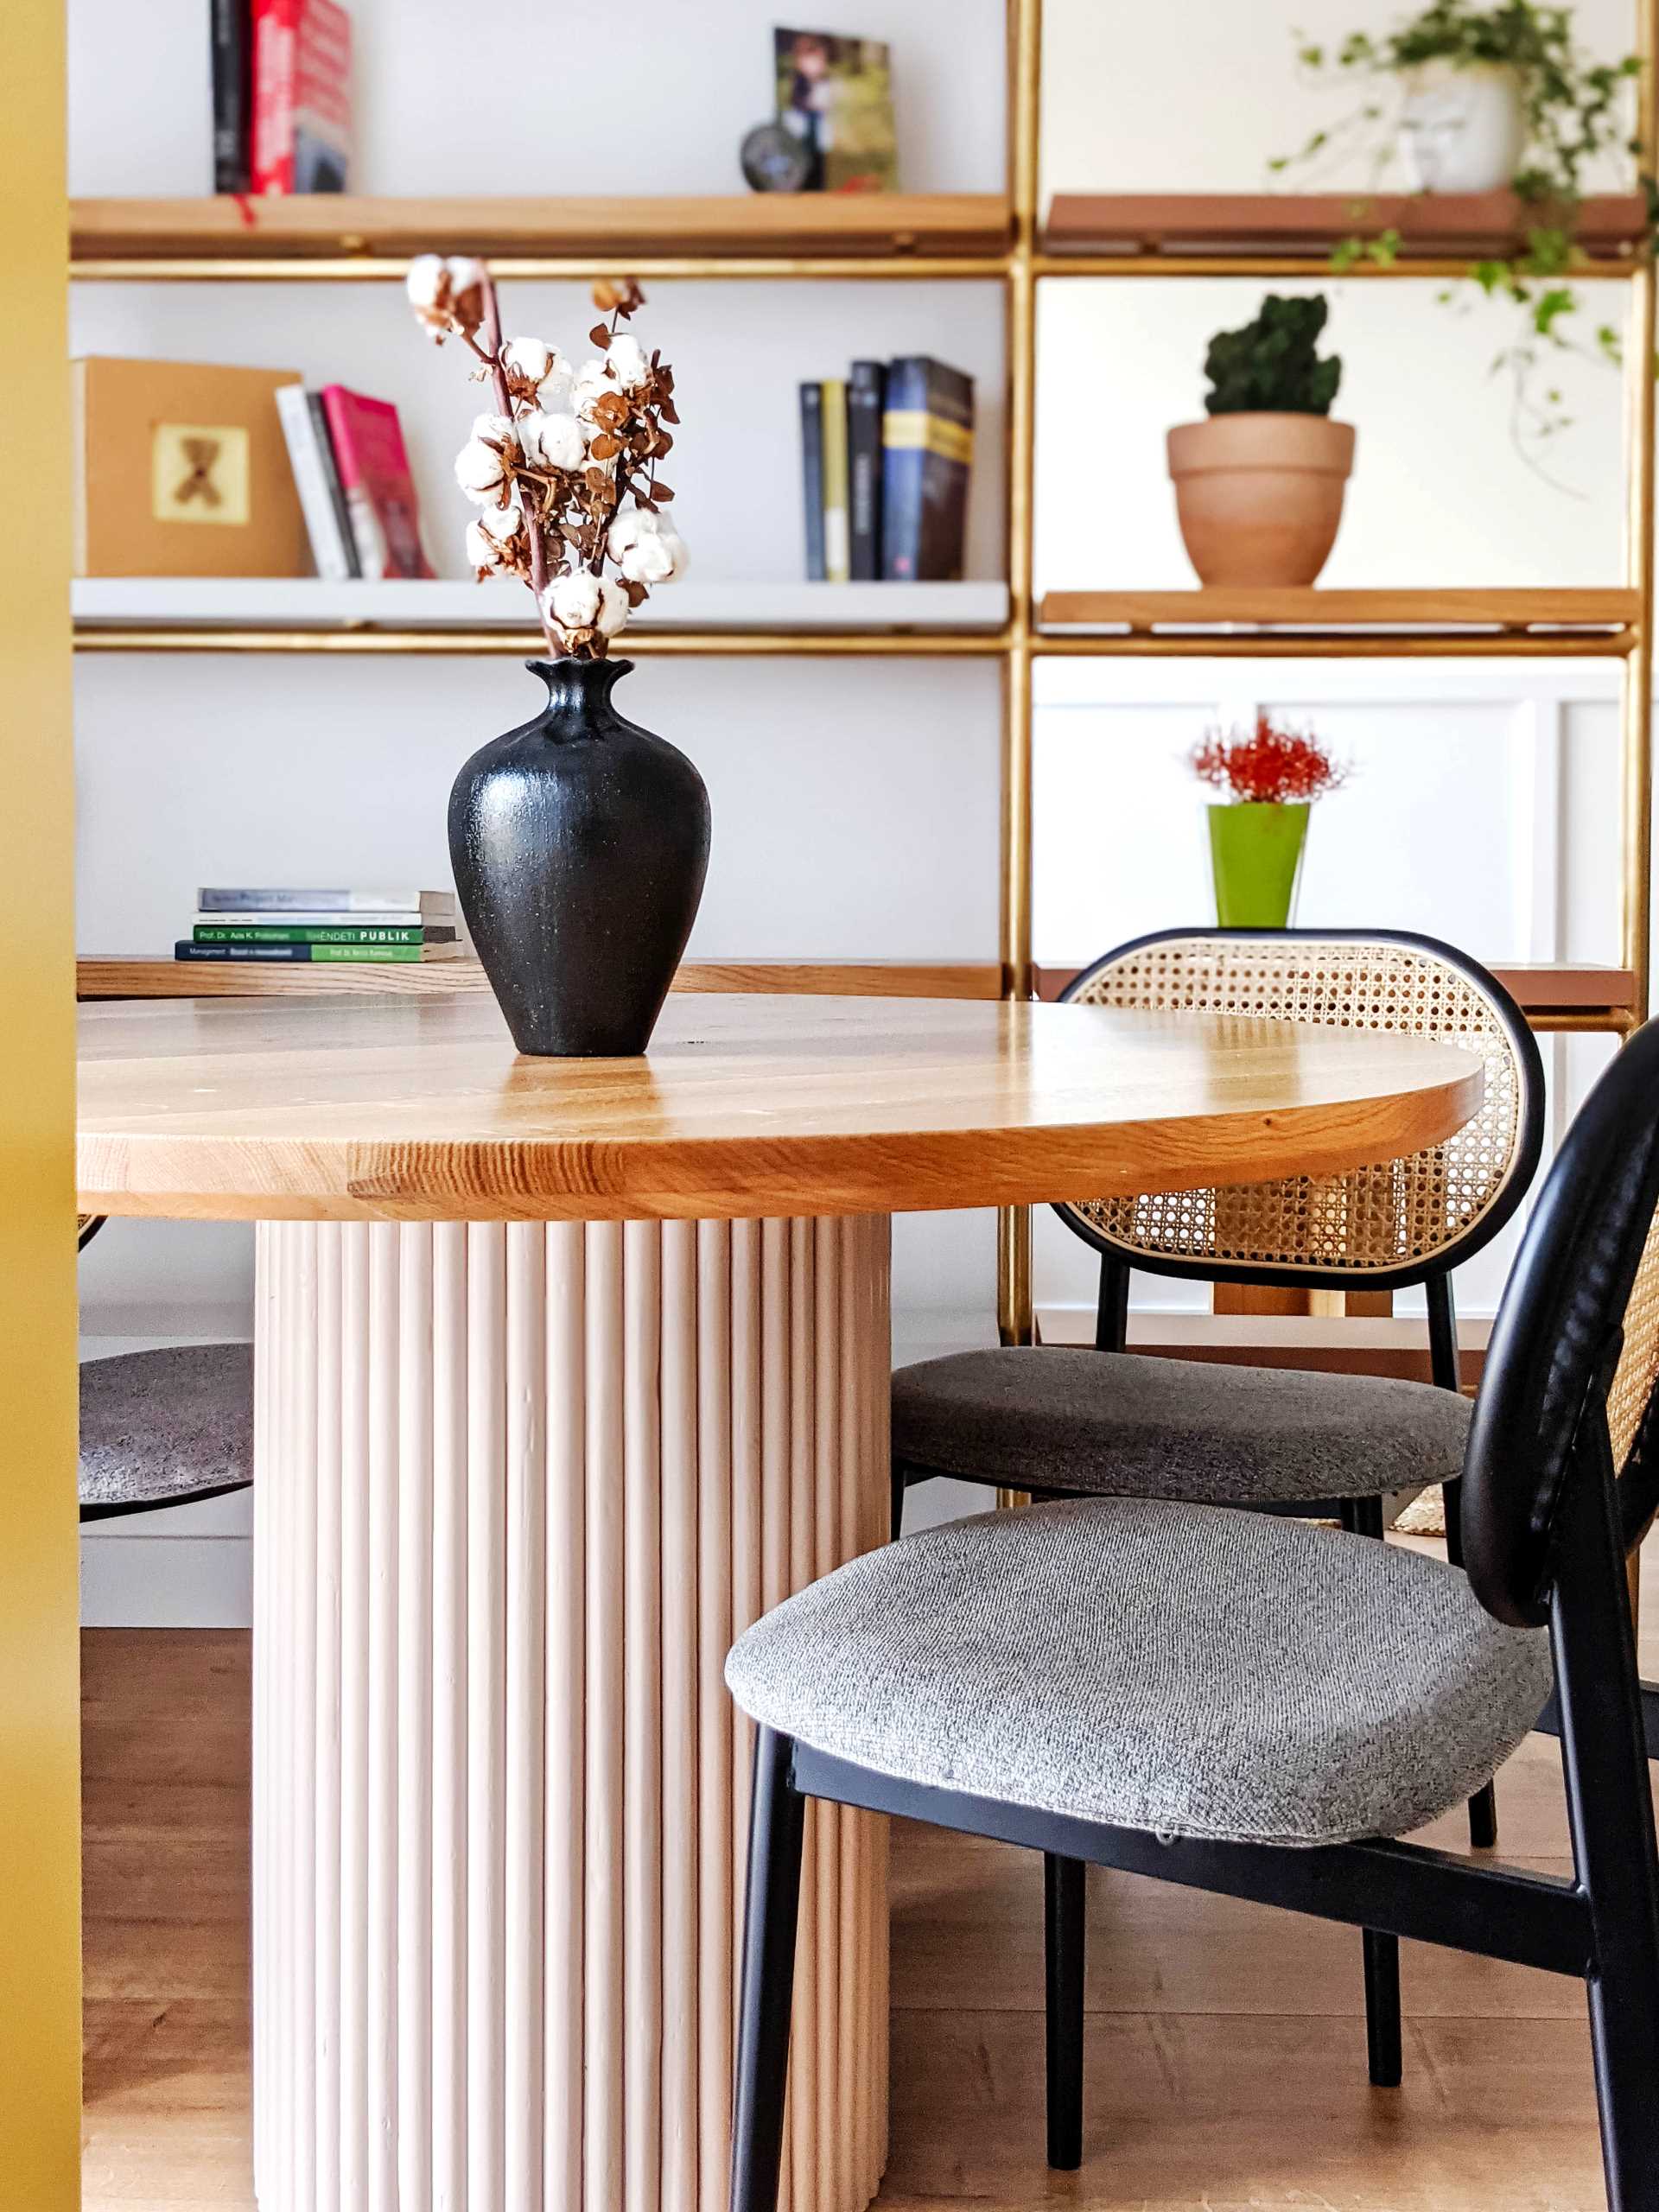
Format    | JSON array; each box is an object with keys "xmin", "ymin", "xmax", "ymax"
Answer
[{"xmin": 77, "ymin": 992, "xmax": 1484, "ymax": 1224}]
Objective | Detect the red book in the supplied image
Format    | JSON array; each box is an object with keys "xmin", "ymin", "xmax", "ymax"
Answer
[
  {"xmin": 251, "ymin": 0, "xmax": 352, "ymax": 195},
  {"xmin": 318, "ymin": 388, "xmax": 434, "ymax": 581}
]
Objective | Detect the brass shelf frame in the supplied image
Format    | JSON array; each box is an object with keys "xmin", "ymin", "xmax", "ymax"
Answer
[
  {"xmin": 73, "ymin": 626, "xmax": 1014, "ymax": 658},
  {"xmin": 65, "ymin": 0, "xmax": 1659, "ymax": 1350},
  {"xmin": 73, "ymin": 254, "xmax": 1014, "ymax": 284}
]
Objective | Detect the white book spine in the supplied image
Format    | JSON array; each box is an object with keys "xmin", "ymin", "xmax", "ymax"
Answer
[
  {"xmin": 276, "ymin": 386, "xmax": 356, "ymax": 583},
  {"xmin": 198, "ymin": 890, "xmax": 454, "ymax": 913}
]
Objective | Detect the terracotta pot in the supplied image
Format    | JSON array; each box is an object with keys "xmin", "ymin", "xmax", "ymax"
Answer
[{"xmin": 1166, "ymin": 414, "xmax": 1356, "ymax": 588}]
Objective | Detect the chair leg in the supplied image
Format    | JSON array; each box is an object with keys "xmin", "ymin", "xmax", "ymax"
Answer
[
  {"xmin": 890, "ymin": 1462, "xmax": 907, "ymax": 1542},
  {"xmin": 1586, "ymin": 1947, "xmax": 1659, "ymax": 2210},
  {"xmin": 1552, "ymin": 1469, "xmax": 1659, "ymax": 2212},
  {"xmin": 1044, "ymin": 1853, "xmax": 1085, "ymax": 2171},
  {"xmin": 1426, "ymin": 1275, "xmax": 1501, "ymax": 1852},
  {"xmin": 1362, "ymin": 1929, "xmax": 1402, "ymax": 2088},
  {"xmin": 730, "ymin": 1727, "xmax": 807, "ymax": 2212},
  {"xmin": 1339, "ymin": 1497, "xmax": 1403, "ymax": 2085},
  {"xmin": 1442, "ymin": 1475, "xmax": 1500, "ymax": 1849}
]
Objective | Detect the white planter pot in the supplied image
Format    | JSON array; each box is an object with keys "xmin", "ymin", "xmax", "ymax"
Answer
[{"xmin": 1399, "ymin": 60, "xmax": 1526, "ymax": 194}]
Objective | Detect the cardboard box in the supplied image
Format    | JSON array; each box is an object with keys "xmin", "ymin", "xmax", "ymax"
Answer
[{"xmin": 73, "ymin": 359, "xmax": 307, "ymax": 577}]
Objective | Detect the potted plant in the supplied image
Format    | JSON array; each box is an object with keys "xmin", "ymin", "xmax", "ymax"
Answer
[
  {"xmin": 1272, "ymin": 3, "xmax": 1643, "ymax": 474},
  {"xmin": 1166, "ymin": 295, "xmax": 1355, "ymax": 588},
  {"xmin": 1190, "ymin": 716, "xmax": 1349, "ymax": 926},
  {"xmin": 406, "ymin": 257, "xmax": 707, "ymax": 1058}
]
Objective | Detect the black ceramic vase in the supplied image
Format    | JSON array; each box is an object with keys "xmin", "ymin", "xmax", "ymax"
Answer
[{"xmin": 448, "ymin": 658, "xmax": 711, "ymax": 1057}]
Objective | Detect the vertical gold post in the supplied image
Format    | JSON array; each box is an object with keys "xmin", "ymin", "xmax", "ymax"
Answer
[
  {"xmin": 997, "ymin": 0, "xmax": 1043, "ymax": 1351},
  {"xmin": 0, "ymin": 0, "xmax": 83, "ymax": 2203},
  {"xmin": 1623, "ymin": 0, "xmax": 1658, "ymax": 1026}
]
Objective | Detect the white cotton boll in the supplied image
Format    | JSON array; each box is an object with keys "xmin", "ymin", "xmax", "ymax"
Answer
[
  {"xmin": 518, "ymin": 410, "xmax": 586, "ymax": 471},
  {"xmin": 606, "ymin": 334, "xmax": 651, "ymax": 389},
  {"xmin": 465, "ymin": 518, "xmax": 505, "ymax": 571},
  {"xmin": 471, "ymin": 412, "xmax": 514, "ymax": 445},
  {"xmin": 539, "ymin": 362, "xmax": 575, "ymax": 415},
  {"xmin": 444, "ymin": 255, "xmax": 490, "ymax": 297},
  {"xmin": 454, "ymin": 435, "xmax": 508, "ymax": 503},
  {"xmin": 571, "ymin": 358, "xmax": 615, "ymax": 425},
  {"xmin": 478, "ymin": 499, "xmax": 523, "ymax": 544},
  {"xmin": 501, "ymin": 337, "xmax": 558, "ymax": 388},
  {"xmin": 594, "ymin": 575, "xmax": 630, "ymax": 635},
  {"xmin": 406, "ymin": 254, "xmax": 446, "ymax": 310},
  {"xmin": 607, "ymin": 505, "xmax": 687, "ymax": 586},
  {"xmin": 543, "ymin": 570, "xmax": 602, "ymax": 634}
]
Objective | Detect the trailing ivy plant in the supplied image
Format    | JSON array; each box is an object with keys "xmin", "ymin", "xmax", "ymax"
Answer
[{"xmin": 1270, "ymin": 2, "xmax": 1646, "ymax": 483}]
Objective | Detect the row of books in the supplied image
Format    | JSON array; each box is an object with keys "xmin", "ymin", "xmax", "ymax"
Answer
[
  {"xmin": 174, "ymin": 888, "xmax": 464, "ymax": 965},
  {"xmin": 799, "ymin": 357, "xmax": 974, "ymax": 584},
  {"xmin": 276, "ymin": 385, "xmax": 433, "ymax": 581},
  {"xmin": 212, "ymin": 0, "xmax": 353, "ymax": 195}
]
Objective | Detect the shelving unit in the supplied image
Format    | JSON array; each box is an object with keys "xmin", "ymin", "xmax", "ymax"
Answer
[
  {"xmin": 67, "ymin": 0, "xmax": 1659, "ymax": 1348},
  {"xmin": 72, "ymin": 577, "xmax": 1010, "ymax": 654}
]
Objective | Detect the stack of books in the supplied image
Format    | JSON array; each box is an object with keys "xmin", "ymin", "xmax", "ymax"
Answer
[
  {"xmin": 175, "ymin": 888, "xmax": 465, "ymax": 966},
  {"xmin": 800, "ymin": 356, "xmax": 975, "ymax": 583},
  {"xmin": 213, "ymin": 0, "xmax": 353, "ymax": 195},
  {"xmin": 276, "ymin": 385, "xmax": 434, "ymax": 581}
]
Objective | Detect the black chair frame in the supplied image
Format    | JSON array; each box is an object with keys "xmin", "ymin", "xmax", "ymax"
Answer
[{"xmin": 733, "ymin": 1020, "xmax": 1659, "ymax": 2212}]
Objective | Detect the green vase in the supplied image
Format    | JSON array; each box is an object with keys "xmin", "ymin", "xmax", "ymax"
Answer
[{"xmin": 1206, "ymin": 802, "xmax": 1310, "ymax": 927}]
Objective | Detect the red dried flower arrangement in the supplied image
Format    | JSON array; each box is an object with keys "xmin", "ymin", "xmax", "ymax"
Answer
[{"xmin": 1190, "ymin": 715, "xmax": 1348, "ymax": 805}]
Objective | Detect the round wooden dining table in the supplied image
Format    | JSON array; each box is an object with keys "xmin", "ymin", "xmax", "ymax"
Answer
[{"xmin": 78, "ymin": 990, "xmax": 1483, "ymax": 2212}]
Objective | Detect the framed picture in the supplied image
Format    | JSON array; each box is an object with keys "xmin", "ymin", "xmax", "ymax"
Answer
[{"xmin": 773, "ymin": 29, "xmax": 898, "ymax": 193}]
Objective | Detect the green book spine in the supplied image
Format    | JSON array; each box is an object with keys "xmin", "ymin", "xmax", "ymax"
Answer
[
  {"xmin": 194, "ymin": 924, "xmax": 430, "ymax": 945},
  {"xmin": 307, "ymin": 944, "xmax": 427, "ymax": 963}
]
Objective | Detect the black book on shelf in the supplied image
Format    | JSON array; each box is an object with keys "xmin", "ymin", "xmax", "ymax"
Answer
[
  {"xmin": 880, "ymin": 357, "xmax": 976, "ymax": 582},
  {"xmin": 848, "ymin": 360, "xmax": 886, "ymax": 582},
  {"xmin": 210, "ymin": 0, "xmax": 252, "ymax": 194},
  {"xmin": 799, "ymin": 381, "xmax": 826, "ymax": 582}
]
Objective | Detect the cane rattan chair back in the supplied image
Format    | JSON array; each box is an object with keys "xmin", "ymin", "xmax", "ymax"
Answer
[{"xmin": 1058, "ymin": 930, "xmax": 1544, "ymax": 1292}]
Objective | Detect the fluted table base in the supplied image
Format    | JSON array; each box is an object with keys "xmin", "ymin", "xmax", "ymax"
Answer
[{"xmin": 253, "ymin": 1215, "xmax": 891, "ymax": 2212}]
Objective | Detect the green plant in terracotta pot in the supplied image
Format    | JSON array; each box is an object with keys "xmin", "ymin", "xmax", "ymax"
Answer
[
  {"xmin": 1167, "ymin": 295, "xmax": 1355, "ymax": 588},
  {"xmin": 1191, "ymin": 715, "xmax": 1349, "ymax": 926}
]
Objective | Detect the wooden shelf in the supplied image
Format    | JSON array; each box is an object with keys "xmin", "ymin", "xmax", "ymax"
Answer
[
  {"xmin": 79, "ymin": 955, "xmax": 1632, "ymax": 1028},
  {"xmin": 1038, "ymin": 588, "xmax": 1639, "ymax": 658},
  {"xmin": 76, "ymin": 957, "xmax": 1006, "ymax": 1002},
  {"xmin": 70, "ymin": 194, "xmax": 1013, "ymax": 277},
  {"xmin": 1040, "ymin": 192, "xmax": 1649, "ymax": 274},
  {"xmin": 72, "ymin": 579, "xmax": 1011, "ymax": 655}
]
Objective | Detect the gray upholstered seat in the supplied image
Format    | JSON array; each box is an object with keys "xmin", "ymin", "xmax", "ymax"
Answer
[
  {"xmin": 892, "ymin": 1347, "xmax": 1471, "ymax": 1505},
  {"xmin": 726, "ymin": 1497, "xmax": 1551, "ymax": 1847},
  {"xmin": 79, "ymin": 1344, "xmax": 253, "ymax": 1511}
]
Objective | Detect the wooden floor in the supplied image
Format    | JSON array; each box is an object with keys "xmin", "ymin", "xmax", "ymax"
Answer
[{"xmin": 83, "ymin": 1567, "xmax": 1658, "ymax": 2212}]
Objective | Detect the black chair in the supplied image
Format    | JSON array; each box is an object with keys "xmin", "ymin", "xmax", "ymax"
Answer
[
  {"xmin": 76, "ymin": 1217, "xmax": 252, "ymax": 1523},
  {"xmin": 890, "ymin": 930, "xmax": 1545, "ymax": 2089},
  {"xmin": 726, "ymin": 1020, "xmax": 1659, "ymax": 2210}
]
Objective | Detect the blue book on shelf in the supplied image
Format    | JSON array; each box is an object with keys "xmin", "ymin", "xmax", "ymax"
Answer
[{"xmin": 880, "ymin": 357, "xmax": 975, "ymax": 582}]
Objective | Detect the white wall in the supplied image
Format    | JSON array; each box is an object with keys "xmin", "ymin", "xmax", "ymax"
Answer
[{"xmin": 71, "ymin": 0, "xmax": 1645, "ymax": 1618}]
